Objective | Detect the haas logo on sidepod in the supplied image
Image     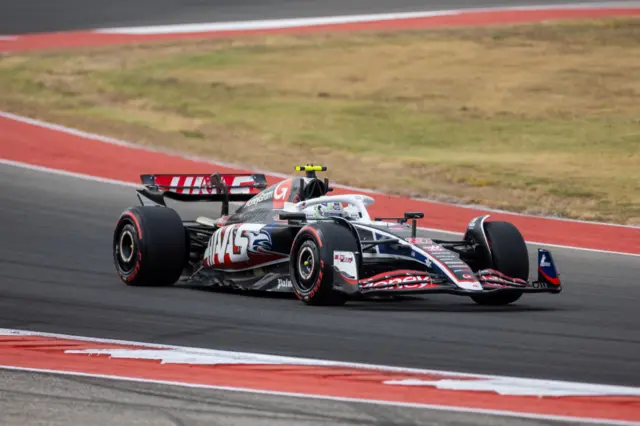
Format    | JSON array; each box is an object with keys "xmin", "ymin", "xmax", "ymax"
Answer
[{"xmin": 204, "ymin": 224, "xmax": 270, "ymax": 267}]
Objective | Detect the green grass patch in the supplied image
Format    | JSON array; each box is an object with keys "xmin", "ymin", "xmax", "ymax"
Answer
[{"xmin": 1, "ymin": 17, "xmax": 639, "ymax": 224}]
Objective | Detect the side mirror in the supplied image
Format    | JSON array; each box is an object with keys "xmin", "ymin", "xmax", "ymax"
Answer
[
  {"xmin": 403, "ymin": 212, "xmax": 424, "ymax": 238},
  {"xmin": 279, "ymin": 212, "xmax": 307, "ymax": 223},
  {"xmin": 404, "ymin": 212, "xmax": 424, "ymax": 220}
]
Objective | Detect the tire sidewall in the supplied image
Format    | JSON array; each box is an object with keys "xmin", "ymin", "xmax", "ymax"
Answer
[
  {"xmin": 289, "ymin": 222, "xmax": 356, "ymax": 306},
  {"xmin": 113, "ymin": 212, "xmax": 145, "ymax": 284},
  {"xmin": 112, "ymin": 206, "xmax": 186, "ymax": 287},
  {"xmin": 484, "ymin": 221, "xmax": 529, "ymax": 280},
  {"xmin": 290, "ymin": 228, "xmax": 327, "ymax": 302},
  {"xmin": 291, "ymin": 238, "xmax": 323, "ymax": 301},
  {"xmin": 472, "ymin": 221, "xmax": 528, "ymax": 305}
]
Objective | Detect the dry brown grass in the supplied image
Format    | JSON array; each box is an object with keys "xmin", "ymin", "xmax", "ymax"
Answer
[{"xmin": 1, "ymin": 17, "xmax": 639, "ymax": 223}]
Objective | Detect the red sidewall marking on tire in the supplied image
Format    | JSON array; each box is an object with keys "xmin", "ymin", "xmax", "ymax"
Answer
[{"xmin": 120, "ymin": 211, "xmax": 143, "ymax": 240}]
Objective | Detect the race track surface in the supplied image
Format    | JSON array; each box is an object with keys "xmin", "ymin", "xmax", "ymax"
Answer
[
  {"xmin": 1, "ymin": 163, "xmax": 639, "ymax": 387},
  {"xmin": 2, "ymin": 0, "xmax": 629, "ymax": 34}
]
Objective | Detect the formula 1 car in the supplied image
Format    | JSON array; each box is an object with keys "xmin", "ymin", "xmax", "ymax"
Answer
[{"xmin": 113, "ymin": 165, "xmax": 562, "ymax": 306}]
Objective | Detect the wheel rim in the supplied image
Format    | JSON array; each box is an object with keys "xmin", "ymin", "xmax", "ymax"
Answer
[
  {"xmin": 115, "ymin": 226, "xmax": 137, "ymax": 273},
  {"xmin": 119, "ymin": 230, "xmax": 135, "ymax": 263},
  {"xmin": 297, "ymin": 245, "xmax": 316, "ymax": 289}
]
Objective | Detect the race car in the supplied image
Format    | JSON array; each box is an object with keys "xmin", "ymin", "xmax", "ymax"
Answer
[{"xmin": 112, "ymin": 165, "xmax": 562, "ymax": 306}]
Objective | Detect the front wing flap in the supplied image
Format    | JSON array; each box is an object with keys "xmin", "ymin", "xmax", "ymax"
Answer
[{"xmin": 351, "ymin": 249, "xmax": 562, "ymax": 296}]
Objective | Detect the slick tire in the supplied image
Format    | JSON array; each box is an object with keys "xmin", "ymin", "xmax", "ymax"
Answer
[
  {"xmin": 113, "ymin": 206, "xmax": 187, "ymax": 287},
  {"xmin": 289, "ymin": 222, "xmax": 358, "ymax": 306},
  {"xmin": 470, "ymin": 221, "xmax": 528, "ymax": 306}
]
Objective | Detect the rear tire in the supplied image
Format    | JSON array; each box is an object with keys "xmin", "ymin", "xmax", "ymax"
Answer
[
  {"xmin": 289, "ymin": 222, "xmax": 358, "ymax": 306},
  {"xmin": 113, "ymin": 206, "xmax": 187, "ymax": 286},
  {"xmin": 470, "ymin": 221, "xmax": 528, "ymax": 306}
]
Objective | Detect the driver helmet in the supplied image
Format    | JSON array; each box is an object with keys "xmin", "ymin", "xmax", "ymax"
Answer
[{"xmin": 312, "ymin": 202, "xmax": 345, "ymax": 218}]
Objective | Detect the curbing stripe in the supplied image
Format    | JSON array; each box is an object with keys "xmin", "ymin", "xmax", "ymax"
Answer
[
  {"xmin": 1, "ymin": 158, "xmax": 639, "ymax": 258},
  {"xmin": 2, "ymin": 111, "xmax": 637, "ymax": 230}
]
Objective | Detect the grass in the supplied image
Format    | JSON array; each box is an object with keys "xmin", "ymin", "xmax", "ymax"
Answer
[{"xmin": 1, "ymin": 18, "xmax": 639, "ymax": 224}]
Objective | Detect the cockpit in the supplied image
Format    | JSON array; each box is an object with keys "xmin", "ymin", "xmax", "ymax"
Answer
[
  {"xmin": 291, "ymin": 165, "xmax": 373, "ymax": 221},
  {"xmin": 234, "ymin": 165, "xmax": 373, "ymax": 222}
]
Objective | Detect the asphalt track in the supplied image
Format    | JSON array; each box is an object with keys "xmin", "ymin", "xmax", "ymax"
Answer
[
  {"xmin": 2, "ymin": 1, "xmax": 640, "ymax": 423},
  {"xmin": 2, "ymin": 0, "xmax": 631, "ymax": 34},
  {"xmin": 1, "ymin": 163, "xmax": 639, "ymax": 389}
]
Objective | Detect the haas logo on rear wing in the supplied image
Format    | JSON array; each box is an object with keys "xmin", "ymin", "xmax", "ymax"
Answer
[
  {"xmin": 143, "ymin": 173, "xmax": 267, "ymax": 195},
  {"xmin": 137, "ymin": 173, "xmax": 268, "ymax": 215}
]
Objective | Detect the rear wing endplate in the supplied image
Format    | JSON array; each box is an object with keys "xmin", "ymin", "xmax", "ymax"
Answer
[{"xmin": 136, "ymin": 172, "xmax": 268, "ymax": 215}]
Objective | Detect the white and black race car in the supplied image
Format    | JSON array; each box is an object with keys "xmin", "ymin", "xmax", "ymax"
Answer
[{"xmin": 113, "ymin": 165, "xmax": 562, "ymax": 306}]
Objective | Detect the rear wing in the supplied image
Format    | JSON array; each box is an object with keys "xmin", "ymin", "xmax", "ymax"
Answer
[{"xmin": 136, "ymin": 173, "xmax": 268, "ymax": 215}]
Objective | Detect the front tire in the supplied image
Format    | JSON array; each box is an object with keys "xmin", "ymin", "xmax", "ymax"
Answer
[
  {"xmin": 113, "ymin": 206, "xmax": 187, "ymax": 286},
  {"xmin": 470, "ymin": 221, "xmax": 528, "ymax": 306},
  {"xmin": 289, "ymin": 223, "xmax": 358, "ymax": 306}
]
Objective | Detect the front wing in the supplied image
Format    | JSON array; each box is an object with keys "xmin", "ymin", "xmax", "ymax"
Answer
[{"xmin": 349, "ymin": 249, "xmax": 562, "ymax": 297}]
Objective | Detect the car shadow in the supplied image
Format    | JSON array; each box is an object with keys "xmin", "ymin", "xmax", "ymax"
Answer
[
  {"xmin": 178, "ymin": 284, "xmax": 561, "ymax": 312},
  {"xmin": 178, "ymin": 283, "xmax": 295, "ymax": 300},
  {"xmin": 342, "ymin": 298, "xmax": 560, "ymax": 313}
]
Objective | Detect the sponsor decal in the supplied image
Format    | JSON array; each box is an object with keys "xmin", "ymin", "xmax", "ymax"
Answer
[
  {"xmin": 537, "ymin": 249, "xmax": 560, "ymax": 285},
  {"xmin": 276, "ymin": 278, "xmax": 293, "ymax": 289},
  {"xmin": 273, "ymin": 179, "xmax": 293, "ymax": 209},
  {"xmin": 540, "ymin": 254, "xmax": 551, "ymax": 267},
  {"xmin": 157, "ymin": 175, "xmax": 258, "ymax": 195},
  {"xmin": 244, "ymin": 187, "xmax": 276, "ymax": 208},
  {"xmin": 405, "ymin": 237, "xmax": 433, "ymax": 245},
  {"xmin": 274, "ymin": 184, "xmax": 288, "ymax": 200},
  {"xmin": 396, "ymin": 283, "xmax": 437, "ymax": 290},
  {"xmin": 362, "ymin": 275, "xmax": 434, "ymax": 289},
  {"xmin": 477, "ymin": 269, "xmax": 527, "ymax": 287},
  {"xmin": 204, "ymin": 224, "xmax": 273, "ymax": 267},
  {"xmin": 453, "ymin": 279, "xmax": 483, "ymax": 291},
  {"xmin": 333, "ymin": 251, "xmax": 358, "ymax": 281}
]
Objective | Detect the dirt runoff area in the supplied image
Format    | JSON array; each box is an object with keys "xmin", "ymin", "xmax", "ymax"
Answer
[{"xmin": 1, "ymin": 17, "xmax": 639, "ymax": 224}]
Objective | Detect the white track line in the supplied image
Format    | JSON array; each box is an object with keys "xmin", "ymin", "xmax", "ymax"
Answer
[
  {"xmin": 1, "ymin": 111, "xmax": 639, "ymax": 257},
  {"xmin": 95, "ymin": 11, "xmax": 457, "ymax": 34},
  {"xmin": 0, "ymin": 327, "xmax": 639, "ymax": 426},
  {"xmin": 94, "ymin": 2, "xmax": 640, "ymax": 35},
  {"xmin": 2, "ymin": 111, "xmax": 637, "ymax": 229}
]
